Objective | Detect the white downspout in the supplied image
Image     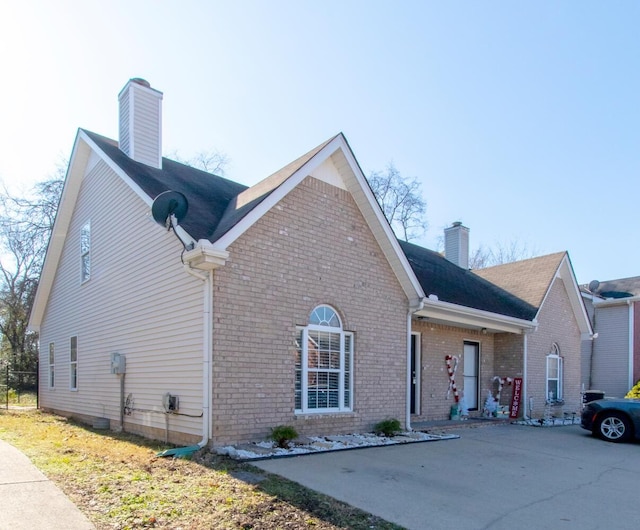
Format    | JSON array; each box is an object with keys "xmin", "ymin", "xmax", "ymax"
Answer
[
  {"xmin": 183, "ymin": 265, "xmax": 211, "ymax": 448},
  {"xmin": 628, "ymin": 300, "xmax": 634, "ymax": 391},
  {"xmin": 523, "ymin": 332, "xmax": 529, "ymax": 419},
  {"xmin": 406, "ymin": 300, "xmax": 424, "ymax": 431},
  {"xmin": 406, "ymin": 310, "xmax": 413, "ymax": 431}
]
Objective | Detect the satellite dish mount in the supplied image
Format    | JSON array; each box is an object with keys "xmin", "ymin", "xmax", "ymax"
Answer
[{"xmin": 151, "ymin": 190, "xmax": 192, "ymax": 249}]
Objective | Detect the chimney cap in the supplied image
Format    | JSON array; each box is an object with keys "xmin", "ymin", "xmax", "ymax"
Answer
[{"xmin": 130, "ymin": 77, "xmax": 151, "ymax": 88}]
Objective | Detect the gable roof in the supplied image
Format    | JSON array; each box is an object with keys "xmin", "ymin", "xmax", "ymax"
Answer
[
  {"xmin": 474, "ymin": 252, "xmax": 567, "ymax": 310},
  {"xmin": 474, "ymin": 252, "xmax": 592, "ymax": 336},
  {"xmin": 84, "ymin": 130, "xmax": 248, "ymax": 242},
  {"xmin": 400, "ymin": 241, "xmax": 538, "ymax": 332},
  {"xmin": 29, "ymin": 129, "xmax": 426, "ymax": 331}
]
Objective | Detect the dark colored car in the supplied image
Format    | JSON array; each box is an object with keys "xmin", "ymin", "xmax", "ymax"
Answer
[{"xmin": 581, "ymin": 398, "xmax": 640, "ymax": 443}]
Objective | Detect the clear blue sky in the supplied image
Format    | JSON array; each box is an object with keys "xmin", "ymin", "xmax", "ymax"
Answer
[{"xmin": 1, "ymin": 1, "xmax": 638, "ymax": 284}]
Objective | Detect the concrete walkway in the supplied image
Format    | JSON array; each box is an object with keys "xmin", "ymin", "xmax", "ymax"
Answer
[{"xmin": 0, "ymin": 439, "xmax": 94, "ymax": 530}]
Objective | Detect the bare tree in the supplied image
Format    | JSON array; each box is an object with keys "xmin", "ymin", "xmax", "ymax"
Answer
[
  {"xmin": 469, "ymin": 240, "xmax": 540, "ymax": 269},
  {"xmin": 169, "ymin": 149, "xmax": 230, "ymax": 176},
  {"xmin": 0, "ymin": 164, "xmax": 65, "ymax": 377},
  {"xmin": 368, "ymin": 163, "xmax": 427, "ymax": 241}
]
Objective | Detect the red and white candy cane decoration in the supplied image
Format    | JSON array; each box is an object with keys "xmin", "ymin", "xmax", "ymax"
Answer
[
  {"xmin": 445, "ymin": 355, "xmax": 460, "ymax": 402},
  {"xmin": 491, "ymin": 376, "xmax": 513, "ymax": 403}
]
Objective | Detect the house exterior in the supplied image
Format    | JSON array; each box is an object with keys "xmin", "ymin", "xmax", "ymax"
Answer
[
  {"xmin": 29, "ymin": 79, "xmax": 591, "ymax": 448},
  {"xmin": 400, "ymin": 227, "xmax": 592, "ymax": 422},
  {"xmin": 580, "ymin": 277, "xmax": 640, "ymax": 398}
]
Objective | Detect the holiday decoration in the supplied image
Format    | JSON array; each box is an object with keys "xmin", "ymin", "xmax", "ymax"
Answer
[
  {"xmin": 491, "ymin": 376, "xmax": 513, "ymax": 403},
  {"xmin": 445, "ymin": 355, "xmax": 460, "ymax": 402},
  {"xmin": 483, "ymin": 391, "xmax": 498, "ymax": 417}
]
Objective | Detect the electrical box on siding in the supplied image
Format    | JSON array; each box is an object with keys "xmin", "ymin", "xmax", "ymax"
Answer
[{"xmin": 110, "ymin": 352, "xmax": 126, "ymax": 374}]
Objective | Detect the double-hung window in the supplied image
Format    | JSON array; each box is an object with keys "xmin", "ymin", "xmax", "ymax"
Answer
[
  {"xmin": 295, "ymin": 305, "xmax": 353, "ymax": 413},
  {"xmin": 48, "ymin": 343, "xmax": 55, "ymax": 388},
  {"xmin": 546, "ymin": 343, "xmax": 562, "ymax": 402},
  {"xmin": 70, "ymin": 336, "xmax": 78, "ymax": 391},
  {"xmin": 81, "ymin": 221, "xmax": 91, "ymax": 283}
]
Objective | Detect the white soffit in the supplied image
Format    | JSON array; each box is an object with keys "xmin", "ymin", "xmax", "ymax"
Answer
[{"xmin": 310, "ymin": 158, "xmax": 347, "ymax": 190}]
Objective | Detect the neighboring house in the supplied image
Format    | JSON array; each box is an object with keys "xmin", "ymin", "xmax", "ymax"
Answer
[
  {"xmin": 580, "ymin": 277, "xmax": 640, "ymax": 398},
  {"xmin": 29, "ymin": 79, "xmax": 592, "ymax": 448}
]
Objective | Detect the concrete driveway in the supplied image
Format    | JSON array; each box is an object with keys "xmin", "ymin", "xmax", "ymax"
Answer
[{"xmin": 255, "ymin": 423, "xmax": 639, "ymax": 530}]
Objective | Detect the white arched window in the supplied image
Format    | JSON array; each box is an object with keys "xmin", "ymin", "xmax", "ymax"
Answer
[
  {"xmin": 295, "ymin": 305, "xmax": 353, "ymax": 413},
  {"xmin": 546, "ymin": 343, "xmax": 563, "ymax": 402}
]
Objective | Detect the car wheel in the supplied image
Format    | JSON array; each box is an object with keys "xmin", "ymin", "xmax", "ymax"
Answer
[{"xmin": 596, "ymin": 412, "xmax": 632, "ymax": 443}]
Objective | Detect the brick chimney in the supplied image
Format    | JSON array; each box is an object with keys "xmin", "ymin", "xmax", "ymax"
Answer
[
  {"xmin": 118, "ymin": 78, "xmax": 163, "ymax": 169},
  {"xmin": 444, "ymin": 221, "xmax": 469, "ymax": 269}
]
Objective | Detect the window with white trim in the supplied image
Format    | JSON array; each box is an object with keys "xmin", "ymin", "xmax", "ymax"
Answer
[
  {"xmin": 70, "ymin": 336, "xmax": 78, "ymax": 391},
  {"xmin": 295, "ymin": 305, "xmax": 353, "ymax": 413},
  {"xmin": 546, "ymin": 343, "xmax": 562, "ymax": 402},
  {"xmin": 81, "ymin": 221, "xmax": 91, "ymax": 283},
  {"xmin": 48, "ymin": 343, "xmax": 55, "ymax": 388}
]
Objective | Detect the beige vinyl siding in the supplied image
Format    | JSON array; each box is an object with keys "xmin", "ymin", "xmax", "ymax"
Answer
[
  {"xmin": 38, "ymin": 158, "xmax": 204, "ymax": 442},
  {"xmin": 592, "ymin": 304, "xmax": 630, "ymax": 398},
  {"xmin": 131, "ymin": 95, "xmax": 161, "ymax": 167},
  {"xmin": 118, "ymin": 94, "xmax": 130, "ymax": 155}
]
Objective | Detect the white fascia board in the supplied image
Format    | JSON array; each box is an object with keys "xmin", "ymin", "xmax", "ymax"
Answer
[
  {"xmin": 212, "ymin": 136, "xmax": 345, "ymax": 250},
  {"xmin": 416, "ymin": 298, "xmax": 537, "ymax": 334},
  {"xmin": 551, "ymin": 255, "xmax": 593, "ymax": 335},
  {"xmin": 28, "ymin": 130, "xmax": 196, "ymax": 332},
  {"xmin": 335, "ymin": 139, "xmax": 425, "ymax": 304},
  {"xmin": 80, "ymin": 130, "xmax": 152, "ymax": 207},
  {"xmin": 29, "ymin": 131, "xmax": 91, "ymax": 332},
  {"xmin": 593, "ymin": 295, "xmax": 640, "ymax": 308},
  {"xmin": 80, "ymin": 131, "xmax": 197, "ymax": 247}
]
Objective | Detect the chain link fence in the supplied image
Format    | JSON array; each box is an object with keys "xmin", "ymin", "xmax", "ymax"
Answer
[{"xmin": 1, "ymin": 363, "xmax": 38, "ymax": 409}]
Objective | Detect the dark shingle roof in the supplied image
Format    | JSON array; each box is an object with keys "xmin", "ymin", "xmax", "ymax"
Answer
[
  {"xmin": 85, "ymin": 130, "xmax": 338, "ymax": 244},
  {"xmin": 86, "ymin": 129, "xmax": 538, "ymax": 322},
  {"xmin": 209, "ymin": 134, "xmax": 338, "ymax": 241},
  {"xmin": 399, "ymin": 240, "xmax": 537, "ymax": 321},
  {"xmin": 473, "ymin": 252, "xmax": 566, "ymax": 309},
  {"xmin": 84, "ymin": 130, "xmax": 248, "ymax": 242}
]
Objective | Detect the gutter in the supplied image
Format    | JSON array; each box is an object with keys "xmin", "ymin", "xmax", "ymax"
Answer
[{"xmin": 417, "ymin": 297, "xmax": 537, "ymax": 334}]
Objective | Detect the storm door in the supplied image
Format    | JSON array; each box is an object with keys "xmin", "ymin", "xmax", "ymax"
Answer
[
  {"xmin": 410, "ymin": 333, "xmax": 421, "ymax": 414},
  {"xmin": 463, "ymin": 341, "xmax": 480, "ymax": 410}
]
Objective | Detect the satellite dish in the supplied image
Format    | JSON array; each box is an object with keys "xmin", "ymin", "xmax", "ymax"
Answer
[
  {"xmin": 151, "ymin": 190, "xmax": 188, "ymax": 229},
  {"xmin": 588, "ymin": 280, "xmax": 600, "ymax": 292}
]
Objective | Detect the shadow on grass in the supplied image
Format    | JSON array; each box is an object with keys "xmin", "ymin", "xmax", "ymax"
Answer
[{"xmin": 4, "ymin": 409, "xmax": 404, "ymax": 530}]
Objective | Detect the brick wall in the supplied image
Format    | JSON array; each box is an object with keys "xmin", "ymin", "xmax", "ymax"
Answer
[
  {"xmin": 526, "ymin": 277, "xmax": 582, "ymax": 417},
  {"xmin": 411, "ymin": 322, "xmax": 494, "ymax": 420},
  {"xmin": 493, "ymin": 333, "xmax": 524, "ymax": 410},
  {"xmin": 211, "ymin": 176, "xmax": 408, "ymax": 445}
]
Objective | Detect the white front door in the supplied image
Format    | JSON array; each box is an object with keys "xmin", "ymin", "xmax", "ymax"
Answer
[{"xmin": 463, "ymin": 342, "xmax": 480, "ymax": 410}]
